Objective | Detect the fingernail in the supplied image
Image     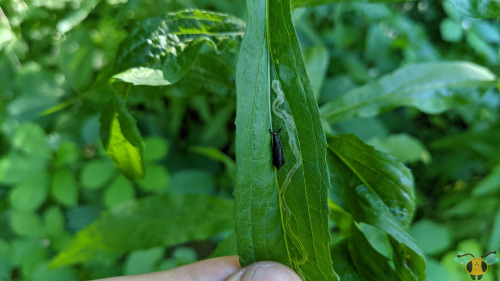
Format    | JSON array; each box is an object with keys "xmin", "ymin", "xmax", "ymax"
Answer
[{"xmin": 227, "ymin": 262, "xmax": 301, "ymax": 281}]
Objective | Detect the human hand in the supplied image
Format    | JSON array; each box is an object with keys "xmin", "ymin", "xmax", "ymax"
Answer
[{"xmin": 94, "ymin": 255, "xmax": 302, "ymax": 281}]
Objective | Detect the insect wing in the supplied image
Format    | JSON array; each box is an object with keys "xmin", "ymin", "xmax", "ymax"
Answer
[
  {"xmin": 484, "ymin": 255, "xmax": 499, "ymax": 265},
  {"xmin": 454, "ymin": 251, "xmax": 472, "ymax": 264}
]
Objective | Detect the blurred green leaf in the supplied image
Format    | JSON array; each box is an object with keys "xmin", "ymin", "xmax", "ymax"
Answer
[
  {"xmin": 291, "ymin": 0, "xmax": 414, "ymax": 9},
  {"xmin": 10, "ymin": 211, "xmax": 46, "ymax": 238},
  {"xmin": 9, "ymin": 175, "xmax": 48, "ymax": 211},
  {"xmin": 190, "ymin": 146, "xmax": 236, "ymax": 182},
  {"xmin": 33, "ymin": 261, "xmax": 77, "ymax": 281},
  {"xmin": 66, "ymin": 205, "xmax": 102, "ymax": 233},
  {"xmin": 171, "ymin": 247, "xmax": 198, "ymax": 263},
  {"xmin": 12, "ymin": 238, "xmax": 48, "ymax": 278},
  {"xmin": 448, "ymin": 0, "xmax": 500, "ymax": 18},
  {"xmin": 51, "ymin": 169, "xmax": 78, "ymax": 206},
  {"xmin": 12, "ymin": 123, "xmax": 51, "ymax": 158},
  {"xmin": 80, "ymin": 159, "xmax": 116, "ymax": 190},
  {"xmin": 124, "ymin": 247, "xmax": 164, "ymax": 275},
  {"xmin": 320, "ymin": 62, "xmax": 497, "ymax": 124},
  {"xmin": 169, "ymin": 170, "xmax": 215, "ymax": 194},
  {"xmin": 367, "ymin": 133, "xmax": 431, "ymax": 164},
  {"xmin": 209, "ymin": 231, "xmax": 237, "ymax": 258},
  {"xmin": 144, "ymin": 136, "xmax": 169, "ymax": 162},
  {"xmin": 54, "ymin": 142, "xmax": 80, "ymax": 168},
  {"xmin": 44, "ymin": 206, "xmax": 66, "ymax": 238},
  {"xmin": 234, "ymin": 0, "xmax": 336, "ymax": 279},
  {"xmin": 440, "ymin": 18, "xmax": 463, "ymax": 43},
  {"xmin": 113, "ymin": 10, "xmax": 245, "ymax": 86},
  {"xmin": 136, "ymin": 164, "xmax": 170, "ymax": 192},
  {"xmin": 472, "ymin": 165, "xmax": 500, "ymax": 196},
  {"xmin": 303, "ymin": 45, "xmax": 329, "ymax": 100},
  {"xmin": 100, "ymin": 94, "xmax": 145, "ymax": 180},
  {"xmin": 104, "ymin": 175, "xmax": 136, "ymax": 209},
  {"xmin": 0, "ymin": 240, "xmax": 13, "ymax": 279},
  {"xmin": 328, "ymin": 134, "xmax": 415, "ymax": 227},
  {"xmin": 51, "ymin": 194, "xmax": 234, "ymax": 267},
  {"xmin": 410, "ymin": 219, "xmax": 451, "ymax": 256},
  {"xmin": 56, "ymin": 0, "xmax": 102, "ymax": 34},
  {"xmin": 488, "ymin": 209, "xmax": 500, "ymax": 251},
  {"xmin": 59, "ymin": 29, "xmax": 95, "ymax": 91},
  {"xmin": 425, "ymin": 258, "xmax": 450, "ymax": 281}
]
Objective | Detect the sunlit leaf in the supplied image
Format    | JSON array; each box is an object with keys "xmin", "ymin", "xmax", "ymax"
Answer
[
  {"xmin": 328, "ymin": 147, "xmax": 425, "ymax": 280},
  {"xmin": 113, "ymin": 10, "xmax": 245, "ymax": 86},
  {"xmin": 448, "ymin": 0, "xmax": 500, "ymax": 18},
  {"xmin": 99, "ymin": 94, "xmax": 145, "ymax": 180},
  {"xmin": 291, "ymin": 0, "xmax": 414, "ymax": 9},
  {"xmin": 234, "ymin": 0, "xmax": 336, "ymax": 279},
  {"xmin": 328, "ymin": 134, "xmax": 415, "ymax": 227},
  {"xmin": 320, "ymin": 62, "xmax": 497, "ymax": 124}
]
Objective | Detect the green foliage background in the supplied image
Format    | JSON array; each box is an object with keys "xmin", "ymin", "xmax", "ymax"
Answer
[{"xmin": 0, "ymin": 0, "xmax": 499, "ymax": 280}]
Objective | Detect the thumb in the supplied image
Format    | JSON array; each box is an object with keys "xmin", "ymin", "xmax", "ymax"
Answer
[{"xmin": 226, "ymin": 261, "xmax": 302, "ymax": 281}]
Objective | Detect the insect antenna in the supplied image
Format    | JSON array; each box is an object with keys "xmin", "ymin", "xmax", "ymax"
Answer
[
  {"xmin": 457, "ymin": 253, "xmax": 475, "ymax": 258},
  {"xmin": 482, "ymin": 251, "xmax": 497, "ymax": 258}
]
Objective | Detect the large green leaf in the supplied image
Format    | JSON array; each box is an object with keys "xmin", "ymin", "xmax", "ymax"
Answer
[
  {"xmin": 320, "ymin": 62, "xmax": 497, "ymax": 124},
  {"xmin": 100, "ymin": 94, "xmax": 145, "ymax": 180},
  {"xmin": 112, "ymin": 10, "xmax": 245, "ymax": 86},
  {"xmin": 291, "ymin": 0, "xmax": 413, "ymax": 9},
  {"xmin": 50, "ymin": 194, "xmax": 233, "ymax": 267},
  {"xmin": 330, "ymin": 203, "xmax": 399, "ymax": 281},
  {"xmin": 448, "ymin": 0, "xmax": 500, "ymax": 18},
  {"xmin": 328, "ymin": 150, "xmax": 425, "ymax": 280},
  {"xmin": 328, "ymin": 134, "xmax": 415, "ymax": 227},
  {"xmin": 234, "ymin": 0, "xmax": 336, "ymax": 280}
]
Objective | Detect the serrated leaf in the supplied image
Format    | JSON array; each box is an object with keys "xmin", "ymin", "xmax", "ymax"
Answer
[
  {"xmin": 113, "ymin": 10, "xmax": 245, "ymax": 86},
  {"xmin": 349, "ymin": 223, "xmax": 399, "ymax": 281},
  {"xmin": 50, "ymin": 194, "xmax": 233, "ymax": 267},
  {"xmin": 448, "ymin": 0, "xmax": 500, "ymax": 18},
  {"xmin": 328, "ymin": 134, "xmax": 415, "ymax": 227},
  {"xmin": 320, "ymin": 62, "xmax": 497, "ymax": 124},
  {"xmin": 100, "ymin": 94, "xmax": 145, "ymax": 180},
  {"xmin": 234, "ymin": 0, "xmax": 336, "ymax": 280},
  {"xmin": 328, "ymin": 148, "xmax": 425, "ymax": 280}
]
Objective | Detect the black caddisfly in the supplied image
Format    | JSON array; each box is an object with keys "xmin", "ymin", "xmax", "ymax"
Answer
[{"xmin": 269, "ymin": 129, "xmax": 285, "ymax": 169}]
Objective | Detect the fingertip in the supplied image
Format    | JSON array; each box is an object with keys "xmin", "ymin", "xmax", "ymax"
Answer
[{"xmin": 227, "ymin": 261, "xmax": 301, "ymax": 281}]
